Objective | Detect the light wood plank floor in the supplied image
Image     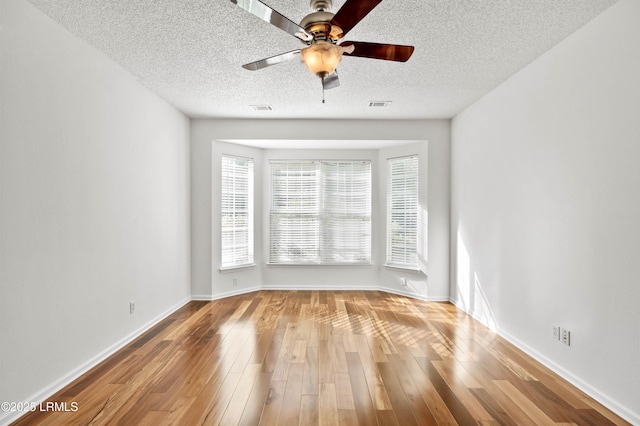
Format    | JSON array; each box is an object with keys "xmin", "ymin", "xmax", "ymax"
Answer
[{"xmin": 12, "ymin": 290, "xmax": 628, "ymax": 425}]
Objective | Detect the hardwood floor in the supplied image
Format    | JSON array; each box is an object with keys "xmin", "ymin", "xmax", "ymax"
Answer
[{"xmin": 12, "ymin": 290, "xmax": 628, "ymax": 425}]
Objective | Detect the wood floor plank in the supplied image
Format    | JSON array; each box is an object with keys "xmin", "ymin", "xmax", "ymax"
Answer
[
  {"xmin": 302, "ymin": 345, "xmax": 319, "ymax": 396},
  {"xmin": 237, "ymin": 371, "xmax": 273, "ymax": 425},
  {"xmin": 431, "ymin": 359, "xmax": 494, "ymax": 422},
  {"xmin": 417, "ymin": 357, "xmax": 479, "ymax": 425},
  {"xmin": 470, "ymin": 387, "xmax": 519, "ymax": 426},
  {"xmin": 582, "ymin": 395, "xmax": 630, "ymax": 425},
  {"xmin": 345, "ymin": 352, "xmax": 379, "ymax": 426},
  {"xmin": 136, "ymin": 410, "xmax": 168, "ymax": 426},
  {"xmin": 377, "ymin": 360, "xmax": 419, "ymax": 426},
  {"xmin": 375, "ymin": 409, "xmax": 400, "ymax": 425},
  {"xmin": 335, "ymin": 372, "xmax": 356, "ymax": 410},
  {"xmin": 57, "ymin": 347, "xmax": 135, "ymax": 397},
  {"xmin": 300, "ymin": 394, "xmax": 319, "ymax": 426},
  {"xmin": 258, "ymin": 381, "xmax": 286, "ymax": 425},
  {"xmin": 200, "ymin": 371, "xmax": 243, "ymax": 425},
  {"xmin": 319, "ymin": 382, "xmax": 339, "ymax": 425},
  {"xmin": 513, "ymin": 379, "xmax": 617, "ymax": 425},
  {"xmin": 493, "ymin": 379, "xmax": 557, "ymax": 426},
  {"xmin": 338, "ymin": 409, "xmax": 359, "ymax": 426},
  {"xmin": 457, "ymin": 357, "xmax": 541, "ymax": 425},
  {"xmin": 279, "ymin": 363, "xmax": 305, "ymax": 425},
  {"xmin": 385, "ymin": 353, "xmax": 438, "ymax": 425},
  {"xmin": 397, "ymin": 347, "xmax": 458, "ymax": 425},
  {"xmin": 354, "ymin": 333, "xmax": 394, "ymax": 410},
  {"xmin": 219, "ymin": 364, "xmax": 261, "ymax": 426},
  {"xmin": 484, "ymin": 378, "xmax": 545, "ymax": 425},
  {"xmin": 163, "ymin": 395, "xmax": 197, "ymax": 425},
  {"xmin": 11, "ymin": 291, "xmax": 630, "ymax": 426}
]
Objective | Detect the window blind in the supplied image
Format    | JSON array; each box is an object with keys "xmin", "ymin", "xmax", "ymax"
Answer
[
  {"xmin": 270, "ymin": 160, "xmax": 371, "ymax": 264},
  {"xmin": 387, "ymin": 155, "xmax": 419, "ymax": 268},
  {"xmin": 221, "ymin": 155, "xmax": 254, "ymax": 268}
]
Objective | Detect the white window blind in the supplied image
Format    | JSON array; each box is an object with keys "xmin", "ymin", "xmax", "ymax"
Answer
[
  {"xmin": 221, "ymin": 155, "xmax": 254, "ymax": 269},
  {"xmin": 387, "ymin": 155, "xmax": 419, "ymax": 268},
  {"xmin": 270, "ymin": 160, "xmax": 371, "ymax": 264}
]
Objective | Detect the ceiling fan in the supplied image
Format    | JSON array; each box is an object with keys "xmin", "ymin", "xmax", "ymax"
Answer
[{"xmin": 230, "ymin": 0, "xmax": 414, "ymax": 98}]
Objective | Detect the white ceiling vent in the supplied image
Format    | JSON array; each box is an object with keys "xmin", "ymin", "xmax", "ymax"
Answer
[
  {"xmin": 251, "ymin": 105, "xmax": 273, "ymax": 111},
  {"xmin": 368, "ymin": 101, "xmax": 392, "ymax": 108}
]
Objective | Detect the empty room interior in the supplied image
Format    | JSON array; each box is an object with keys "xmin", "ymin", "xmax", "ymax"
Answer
[{"xmin": 1, "ymin": 0, "xmax": 639, "ymax": 424}]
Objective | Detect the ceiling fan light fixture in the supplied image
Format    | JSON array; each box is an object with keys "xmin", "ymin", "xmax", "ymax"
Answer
[
  {"xmin": 232, "ymin": 0, "xmax": 414, "ymax": 90},
  {"xmin": 300, "ymin": 41, "xmax": 354, "ymax": 77}
]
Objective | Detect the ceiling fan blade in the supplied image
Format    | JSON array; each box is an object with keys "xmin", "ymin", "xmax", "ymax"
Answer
[
  {"xmin": 341, "ymin": 41, "xmax": 414, "ymax": 62},
  {"xmin": 323, "ymin": 71, "xmax": 340, "ymax": 90},
  {"xmin": 230, "ymin": 0, "xmax": 313, "ymax": 42},
  {"xmin": 330, "ymin": 0, "xmax": 382, "ymax": 38},
  {"xmin": 242, "ymin": 49, "xmax": 301, "ymax": 71}
]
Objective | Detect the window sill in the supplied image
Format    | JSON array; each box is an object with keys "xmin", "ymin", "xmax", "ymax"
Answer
[
  {"xmin": 267, "ymin": 262, "xmax": 373, "ymax": 267},
  {"xmin": 384, "ymin": 264, "xmax": 422, "ymax": 273},
  {"xmin": 219, "ymin": 264, "xmax": 256, "ymax": 273}
]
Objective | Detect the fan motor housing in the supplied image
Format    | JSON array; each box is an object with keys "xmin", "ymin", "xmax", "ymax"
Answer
[{"xmin": 300, "ymin": 11, "xmax": 343, "ymax": 42}]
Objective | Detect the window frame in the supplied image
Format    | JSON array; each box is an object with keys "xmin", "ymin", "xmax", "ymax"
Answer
[
  {"xmin": 220, "ymin": 154, "xmax": 255, "ymax": 270},
  {"xmin": 386, "ymin": 155, "xmax": 420, "ymax": 270},
  {"xmin": 269, "ymin": 159, "xmax": 372, "ymax": 266}
]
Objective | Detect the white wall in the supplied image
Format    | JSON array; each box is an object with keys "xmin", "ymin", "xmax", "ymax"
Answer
[
  {"xmin": 0, "ymin": 0, "xmax": 191, "ymax": 421},
  {"xmin": 191, "ymin": 119, "xmax": 450, "ymax": 300},
  {"xmin": 450, "ymin": 0, "xmax": 640, "ymax": 421}
]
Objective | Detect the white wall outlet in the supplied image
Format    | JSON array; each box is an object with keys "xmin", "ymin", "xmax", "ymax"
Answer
[
  {"xmin": 400, "ymin": 277, "xmax": 407, "ymax": 287},
  {"xmin": 129, "ymin": 301, "xmax": 135, "ymax": 314},
  {"xmin": 233, "ymin": 277, "xmax": 238, "ymax": 286},
  {"xmin": 552, "ymin": 325, "xmax": 560, "ymax": 340},
  {"xmin": 561, "ymin": 328, "xmax": 570, "ymax": 346}
]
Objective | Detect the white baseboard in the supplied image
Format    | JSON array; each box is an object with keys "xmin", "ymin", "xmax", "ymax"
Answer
[
  {"xmin": 450, "ymin": 298, "xmax": 639, "ymax": 425},
  {"xmin": 211, "ymin": 286, "xmax": 262, "ymax": 300},
  {"xmin": 378, "ymin": 285, "xmax": 427, "ymax": 301},
  {"xmin": 192, "ymin": 286, "xmax": 263, "ymax": 301},
  {"xmin": 191, "ymin": 293, "xmax": 215, "ymax": 301},
  {"xmin": 377, "ymin": 285, "xmax": 450, "ymax": 302},
  {"xmin": 0, "ymin": 296, "xmax": 190, "ymax": 426},
  {"xmin": 261, "ymin": 283, "xmax": 375, "ymax": 291}
]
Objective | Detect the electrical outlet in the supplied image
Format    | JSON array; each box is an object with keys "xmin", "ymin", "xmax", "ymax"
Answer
[
  {"xmin": 552, "ymin": 325, "xmax": 560, "ymax": 341},
  {"xmin": 129, "ymin": 301, "xmax": 135, "ymax": 314},
  {"xmin": 233, "ymin": 277, "xmax": 238, "ymax": 286},
  {"xmin": 561, "ymin": 328, "xmax": 570, "ymax": 346},
  {"xmin": 400, "ymin": 277, "xmax": 407, "ymax": 287}
]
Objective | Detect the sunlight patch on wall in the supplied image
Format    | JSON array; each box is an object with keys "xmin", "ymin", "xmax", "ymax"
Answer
[
  {"xmin": 456, "ymin": 232, "xmax": 471, "ymax": 311},
  {"xmin": 473, "ymin": 273, "xmax": 497, "ymax": 331},
  {"xmin": 456, "ymin": 231, "xmax": 497, "ymax": 331}
]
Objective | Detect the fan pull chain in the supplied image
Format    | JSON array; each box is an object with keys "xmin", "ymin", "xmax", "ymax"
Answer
[{"xmin": 321, "ymin": 77, "xmax": 326, "ymax": 103}]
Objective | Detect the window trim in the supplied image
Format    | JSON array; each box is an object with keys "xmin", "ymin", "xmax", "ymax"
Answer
[
  {"xmin": 219, "ymin": 263, "xmax": 257, "ymax": 273},
  {"xmin": 269, "ymin": 159, "xmax": 372, "ymax": 265},
  {"xmin": 386, "ymin": 154, "xmax": 419, "ymax": 269},
  {"xmin": 220, "ymin": 154, "xmax": 254, "ymax": 269}
]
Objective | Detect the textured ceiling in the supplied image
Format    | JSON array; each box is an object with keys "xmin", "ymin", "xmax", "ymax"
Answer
[{"xmin": 27, "ymin": 0, "xmax": 617, "ymax": 119}]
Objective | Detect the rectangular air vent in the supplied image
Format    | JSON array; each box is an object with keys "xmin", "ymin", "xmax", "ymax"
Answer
[
  {"xmin": 251, "ymin": 105, "xmax": 273, "ymax": 111},
  {"xmin": 368, "ymin": 101, "xmax": 392, "ymax": 107}
]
